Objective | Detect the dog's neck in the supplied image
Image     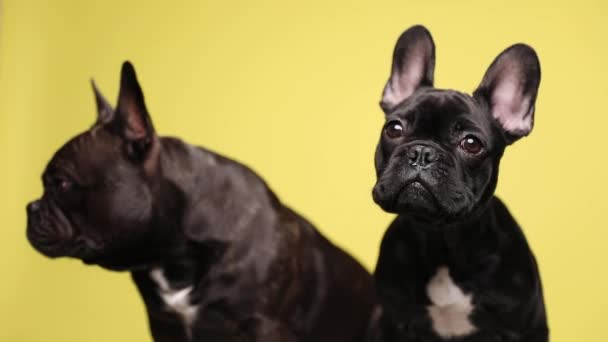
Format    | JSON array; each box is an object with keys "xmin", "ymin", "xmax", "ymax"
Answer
[
  {"xmin": 96, "ymin": 138, "xmax": 224, "ymax": 272},
  {"xmin": 401, "ymin": 193, "xmax": 499, "ymax": 229},
  {"xmin": 395, "ymin": 196, "xmax": 507, "ymax": 268},
  {"xmin": 136, "ymin": 136, "xmax": 278, "ymax": 270}
]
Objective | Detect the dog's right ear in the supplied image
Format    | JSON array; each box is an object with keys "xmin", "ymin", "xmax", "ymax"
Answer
[
  {"xmin": 380, "ymin": 25, "xmax": 436, "ymax": 113},
  {"xmin": 110, "ymin": 61, "xmax": 159, "ymax": 165},
  {"xmin": 473, "ymin": 44, "xmax": 541, "ymax": 143},
  {"xmin": 115, "ymin": 61, "xmax": 156, "ymax": 143},
  {"xmin": 91, "ymin": 79, "xmax": 114, "ymax": 125}
]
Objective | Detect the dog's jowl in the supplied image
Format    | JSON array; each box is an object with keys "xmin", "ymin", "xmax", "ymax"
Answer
[
  {"xmin": 372, "ymin": 25, "xmax": 548, "ymax": 341},
  {"xmin": 26, "ymin": 62, "xmax": 378, "ymax": 342}
]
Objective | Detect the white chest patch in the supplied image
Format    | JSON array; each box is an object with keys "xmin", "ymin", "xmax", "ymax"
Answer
[
  {"xmin": 149, "ymin": 268, "xmax": 198, "ymax": 333},
  {"xmin": 426, "ymin": 266, "xmax": 477, "ymax": 338}
]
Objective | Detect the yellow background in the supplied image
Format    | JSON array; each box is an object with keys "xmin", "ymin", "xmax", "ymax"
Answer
[{"xmin": 1, "ymin": 0, "xmax": 605, "ymax": 341}]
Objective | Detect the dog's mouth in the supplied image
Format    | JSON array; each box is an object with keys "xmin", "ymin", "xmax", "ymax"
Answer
[
  {"xmin": 27, "ymin": 201, "xmax": 103, "ymax": 260},
  {"xmin": 395, "ymin": 178, "xmax": 439, "ymax": 210},
  {"xmin": 27, "ymin": 205, "xmax": 75, "ymax": 258},
  {"xmin": 401, "ymin": 179, "xmax": 432, "ymax": 196},
  {"xmin": 374, "ymin": 174, "xmax": 440, "ymax": 214},
  {"xmin": 28, "ymin": 228, "xmax": 99, "ymax": 260}
]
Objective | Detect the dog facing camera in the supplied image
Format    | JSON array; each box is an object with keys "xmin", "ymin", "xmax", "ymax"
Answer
[{"xmin": 372, "ymin": 25, "xmax": 548, "ymax": 341}]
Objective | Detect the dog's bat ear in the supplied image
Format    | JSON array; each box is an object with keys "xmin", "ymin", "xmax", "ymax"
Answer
[
  {"xmin": 380, "ymin": 25, "xmax": 436, "ymax": 113},
  {"xmin": 473, "ymin": 44, "xmax": 541, "ymax": 144},
  {"xmin": 115, "ymin": 61, "xmax": 157, "ymax": 159},
  {"xmin": 91, "ymin": 79, "xmax": 114, "ymax": 125}
]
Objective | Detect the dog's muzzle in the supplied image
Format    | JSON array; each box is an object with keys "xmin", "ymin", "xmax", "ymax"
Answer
[{"xmin": 26, "ymin": 199, "xmax": 75, "ymax": 258}]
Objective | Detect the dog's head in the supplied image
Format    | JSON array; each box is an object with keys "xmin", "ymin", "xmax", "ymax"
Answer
[
  {"xmin": 26, "ymin": 62, "xmax": 171, "ymax": 270},
  {"xmin": 372, "ymin": 25, "xmax": 541, "ymax": 223}
]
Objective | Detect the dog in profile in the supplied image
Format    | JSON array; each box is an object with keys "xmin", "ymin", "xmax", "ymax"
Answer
[
  {"xmin": 26, "ymin": 62, "xmax": 377, "ymax": 341},
  {"xmin": 371, "ymin": 25, "xmax": 548, "ymax": 341}
]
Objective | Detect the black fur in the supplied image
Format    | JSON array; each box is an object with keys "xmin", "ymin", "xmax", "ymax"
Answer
[
  {"xmin": 372, "ymin": 26, "xmax": 548, "ymax": 341},
  {"xmin": 26, "ymin": 62, "xmax": 378, "ymax": 342}
]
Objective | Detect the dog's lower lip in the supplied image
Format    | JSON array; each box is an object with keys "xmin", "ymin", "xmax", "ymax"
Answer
[
  {"xmin": 388, "ymin": 180, "xmax": 427, "ymax": 210},
  {"xmin": 405, "ymin": 180, "xmax": 429, "ymax": 191},
  {"xmin": 398, "ymin": 179, "xmax": 439, "ymax": 209},
  {"xmin": 403, "ymin": 181, "xmax": 432, "ymax": 199}
]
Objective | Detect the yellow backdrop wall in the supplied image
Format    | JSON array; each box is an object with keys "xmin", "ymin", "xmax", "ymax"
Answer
[{"xmin": 1, "ymin": 0, "xmax": 606, "ymax": 341}]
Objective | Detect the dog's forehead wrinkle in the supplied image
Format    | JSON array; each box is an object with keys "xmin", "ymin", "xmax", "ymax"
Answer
[
  {"xmin": 47, "ymin": 153, "xmax": 80, "ymax": 182},
  {"xmin": 393, "ymin": 91, "xmax": 476, "ymax": 123},
  {"xmin": 46, "ymin": 131, "xmax": 129, "ymax": 189}
]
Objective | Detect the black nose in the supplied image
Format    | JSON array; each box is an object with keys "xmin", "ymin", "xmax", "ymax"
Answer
[
  {"xmin": 27, "ymin": 200, "xmax": 41, "ymax": 214},
  {"xmin": 407, "ymin": 144, "xmax": 438, "ymax": 167}
]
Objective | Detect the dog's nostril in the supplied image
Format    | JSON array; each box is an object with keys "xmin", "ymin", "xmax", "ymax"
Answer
[
  {"xmin": 407, "ymin": 149, "xmax": 419, "ymax": 163},
  {"xmin": 408, "ymin": 145, "xmax": 438, "ymax": 166},
  {"xmin": 423, "ymin": 149, "xmax": 439, "ymax": 163}
]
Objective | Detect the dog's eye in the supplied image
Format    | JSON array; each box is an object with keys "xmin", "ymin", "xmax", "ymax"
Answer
[
  {"xmin": 385, "ymin": 121, "xmax": 405, "ymax": 139},
  {"xmin": 460, "ymin": 135, "xmax": 483, "ymax": 154},
  {"xmin": 56, "ymin": 178, "xmax": 73, "ymax": 192},
  {"xmin": 60, "ymin": 180, "xmax": 73, "ymax": 191}
]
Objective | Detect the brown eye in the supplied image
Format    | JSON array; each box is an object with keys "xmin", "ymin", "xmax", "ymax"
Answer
[
  {"xmin": 59, "ymin": 179, "xmax": 73, "ymax": 192},
  {"xmin": 460, "ymin": 135, "xmax": 483, "ymax": 154},
  {"xmin": 385, "ymin": 121, "xmax": 404, "ymax": 139}
]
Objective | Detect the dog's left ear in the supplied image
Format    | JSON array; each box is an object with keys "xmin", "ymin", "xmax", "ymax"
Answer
[
  {"xmin": 115, "ymin": 61, "xmax": 157, "ymax": 159},
  {"xmin": 91, "ymin": 80, "xmax": 114, "ymax": 125},
  {"xmin": 473, "ymin": 44, "xmax": 541, "ymax": 143},
  {"xmin": 380, "ymin": 25, "xmax": 436, "ymax": 113}
]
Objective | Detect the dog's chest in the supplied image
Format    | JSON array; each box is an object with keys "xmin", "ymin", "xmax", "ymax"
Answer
[
  {"xmin": 149, "ymin": 268, "xmax": 198, "ymax": 331},
  {"xmin": 425, "ymin": 266, "xmax": 477, "ymax": 338}
]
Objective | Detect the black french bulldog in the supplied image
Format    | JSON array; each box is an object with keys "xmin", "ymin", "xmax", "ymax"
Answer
[
  {"xmin": 26, "ymin": 62, "xmax": 377, "ymax": 342},
  {"xmin": 371, "ymin": 26, "xmax": 548, "ymax": 341}
]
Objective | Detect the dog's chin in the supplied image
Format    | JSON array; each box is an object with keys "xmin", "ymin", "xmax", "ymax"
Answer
[
  {"xmin": 375, "ymin": 181, "xmax": 438, "ymax": 214},
  {"xmin": 83, "ymin": 257, "xmax": 132, "ymax": 272},
  {"xmin": 28, "ymin": 240, "xmax": 69, "ymax": 259},
  {"xmin": 393, "ymin": 181, "xmax": 440, "ymax": 215},
  {"xmin": 27, "ymin": 225, "xmax": 74, "ymax": 259},
  {"xmin": 374, "ymin": 176, "xmax": 483, "ymax": 226},
  {"xmin": 82, "ymin": 248, "xmax": 162, "ymax": 272},
  {"xmin": 31, "ymin": 239, "xmax": 99, "ymax": 260},
  {"xmin": 28, "ymin": 228, "xmax": 105, "ymax": 263},
  {"xmin": 86, "ymin": 258, "xmax": 160, "ymax": 272}
]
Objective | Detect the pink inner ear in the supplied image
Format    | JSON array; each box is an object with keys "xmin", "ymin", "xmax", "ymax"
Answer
[
  {"xmin": 382, "ymin": 53, "xmax": 425, "ymax": 109},
  {"xmin": 394, "ymin": 54, "xmax": 425, "ymax": 100},
  {"xmin": 491, "ymin": 75, "xmax": 533, "ymax": 133},
  {"xmin": 122, "ymin": 100, "xmax": 148, "ymax": 140}
]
